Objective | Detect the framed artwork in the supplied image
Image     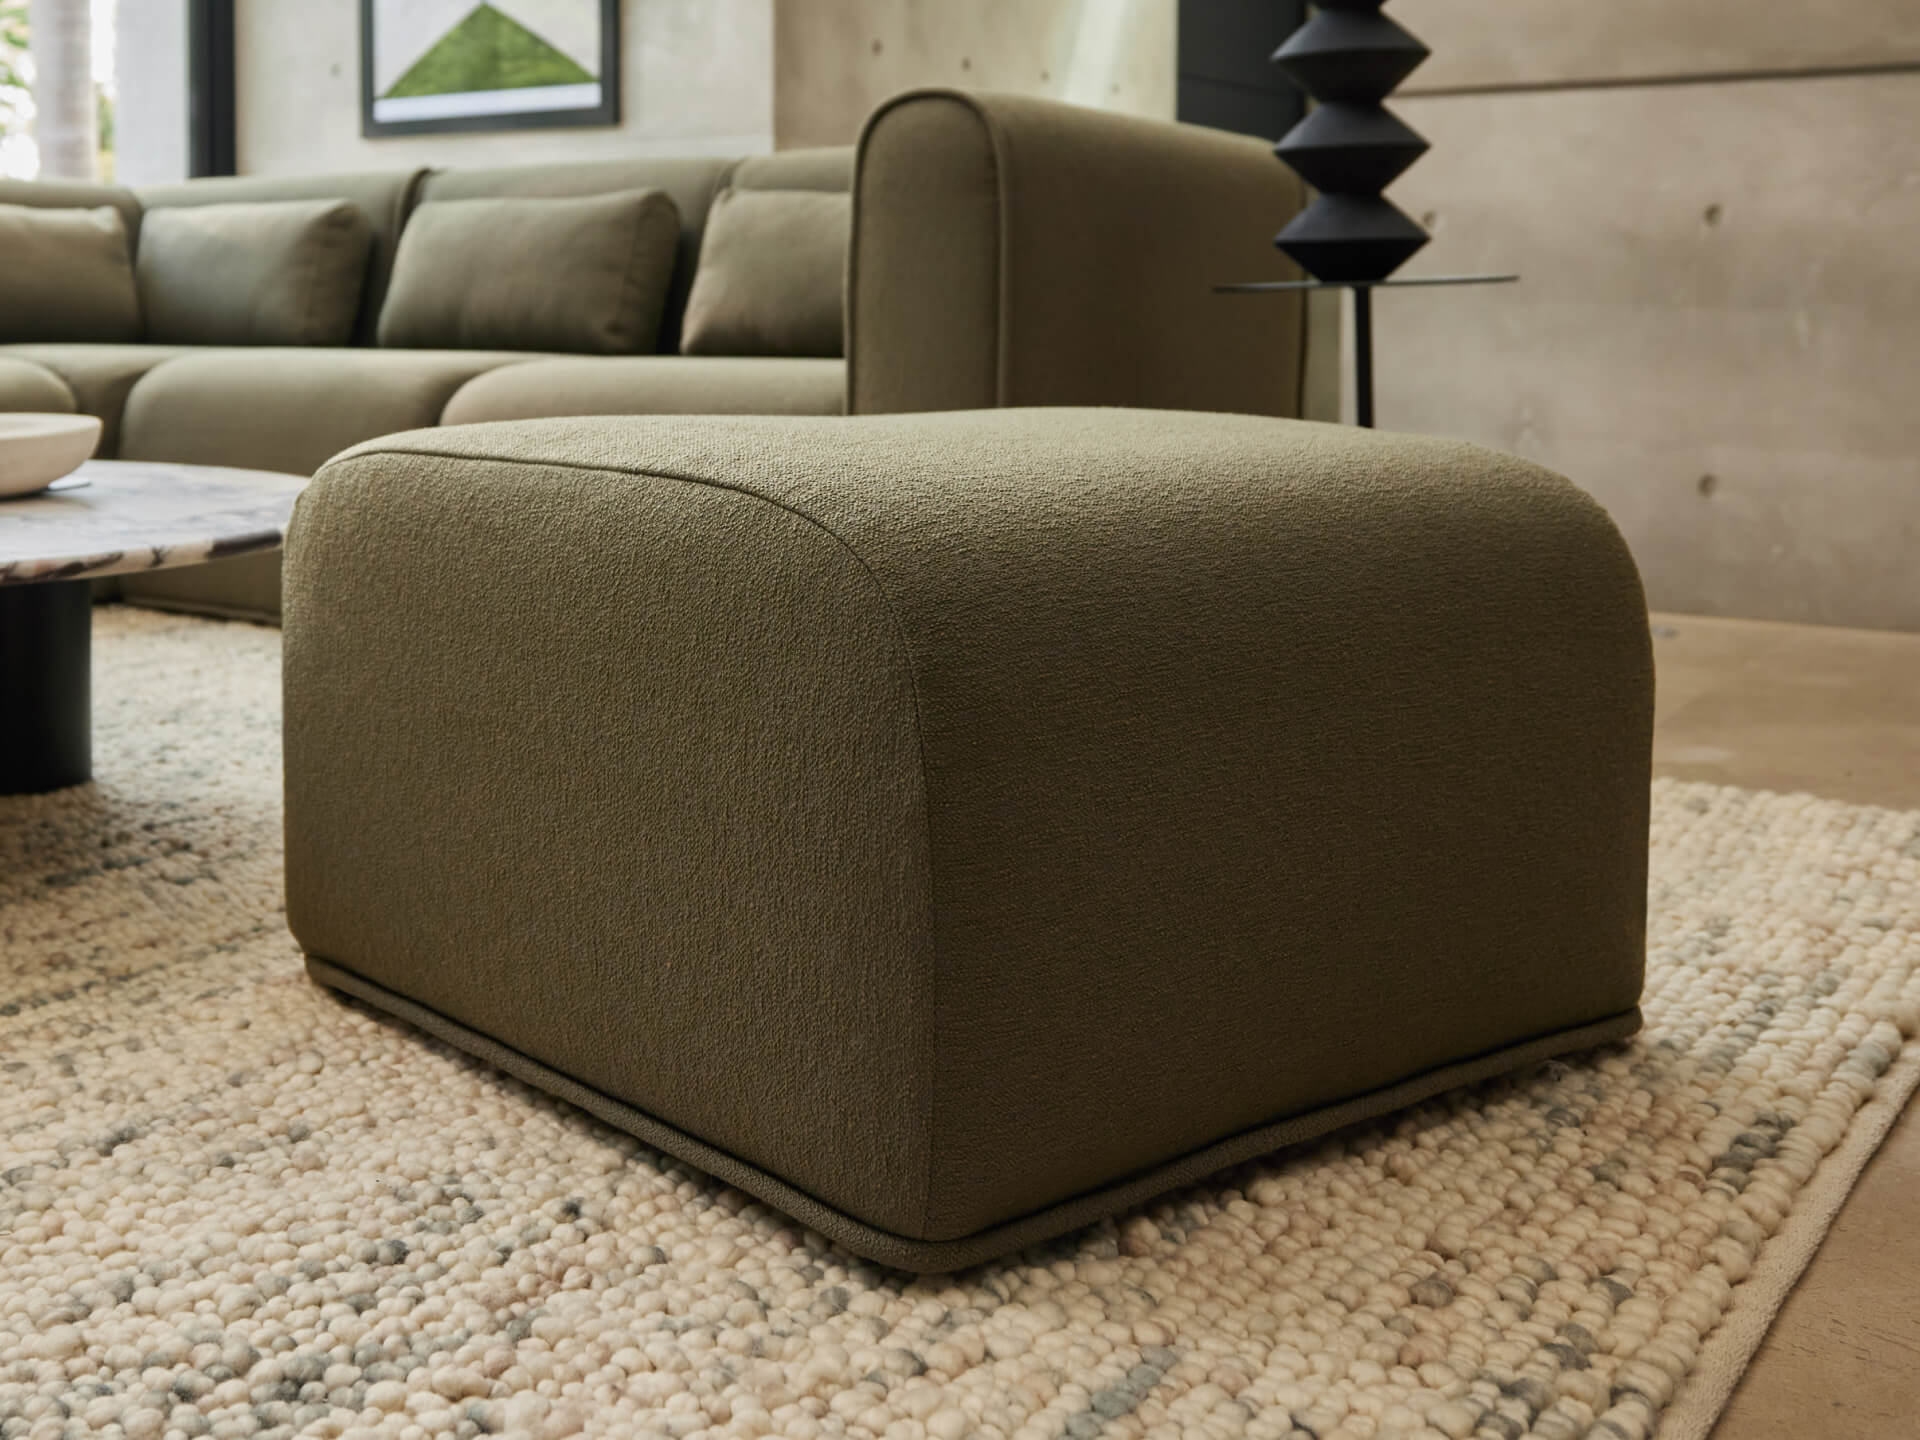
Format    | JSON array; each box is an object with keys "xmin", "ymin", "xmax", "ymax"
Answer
[{"xmin": 361, "ymin": 0, "xmax": 619, "ymax": 137}]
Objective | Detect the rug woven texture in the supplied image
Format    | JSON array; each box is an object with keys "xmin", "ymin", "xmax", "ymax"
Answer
[{"xmin": 3, "ymin": 609, "xmax": 1917, "ymax": 1440}]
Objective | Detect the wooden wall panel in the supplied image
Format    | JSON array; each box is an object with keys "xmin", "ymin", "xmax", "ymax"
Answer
[
  {"xmin": 1396, "ymin": 0, "xmax": 1920, "ymax": 93},
  {"xmin": 1376, "ymin": 74, "xmax": 1920, "ymax": 631}
]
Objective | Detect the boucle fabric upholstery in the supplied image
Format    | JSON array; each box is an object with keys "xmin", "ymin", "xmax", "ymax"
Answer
[
  {"xmin": 282, "ymin": 409, "xmax": 1653, "ymax": 1269},
  {"xmin": 5, "ymin": 610, "xmax": 1918, "ymax": 1440}
]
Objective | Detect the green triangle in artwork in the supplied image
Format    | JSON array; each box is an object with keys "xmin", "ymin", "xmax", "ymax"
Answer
[{"xmin": 384, "ymin": 3, "xmax": 594, "ymax": 99}]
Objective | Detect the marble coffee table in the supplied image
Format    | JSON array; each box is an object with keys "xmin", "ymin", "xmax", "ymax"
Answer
[{"xmin": 0, "ymin": 459, "xmax": 304, "ymax": 793}]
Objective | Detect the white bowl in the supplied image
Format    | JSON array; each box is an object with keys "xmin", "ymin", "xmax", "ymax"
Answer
[{"xmin": 0, "ymin": 413, "xmax": 103, "ymax": 498}]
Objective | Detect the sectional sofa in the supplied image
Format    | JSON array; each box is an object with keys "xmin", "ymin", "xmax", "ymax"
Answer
[{"xmin": 0, "ymin": 90, "xmax": 1308, "ymax": 619}]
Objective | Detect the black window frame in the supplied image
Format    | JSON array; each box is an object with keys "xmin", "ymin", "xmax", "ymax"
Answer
[{"xmin": 186, "ymin": 0, "xmax": 236, "ymax": 177}]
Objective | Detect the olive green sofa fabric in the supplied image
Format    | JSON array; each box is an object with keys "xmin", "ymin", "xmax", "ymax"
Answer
[
  {"xmin": 441, "ymin": 356, "xmax": 846, "ymax": 424},
  {"xmin": 284, "ymin": 408, "xmax": 1653, "ymax": 1271},
  {"xmin": 0, "ymin": 90, "xmax": 1311, "ymax": 623},
  {"xmin": 412, "ymin": 156, "xmax": 737, "ymax": 357},
  {"xmin": 0, "ymin": 176, "xmax": 143, "ymax": 246},
  {"xmin": 113, "ymin": 348, "xmax": 544, "ymax": 619},
  {"xmin": 0, "ymin": 204, "xmax": 141, "ymax": 343},
  {"xmin": 379, "ymin": 189, "xmax": 681, "ymax": 354},
  {"xmin": 135, "ymin": 199, "xmax": 375, "ymax": 347},
  {"xmin": 681, "ymin": 189, "xmax": 851, "ymax": 358},
  {"xmin": 850, "ymin": 91, "xmax": 1306, "ymax": 416},
  {"xmin": 136, "ymin": 170, "xmax": 427, "ymax": 346},
  {"xmin": 0, "ymin": 344, "xmax": 196, "ymax": 455},
  {"xmin": 0, "ymin": 355, "xmax": 75, "ymax": 412},
  {"xmin": 119, "ymin": 348, "xmax": 542, "ymax": 474}
]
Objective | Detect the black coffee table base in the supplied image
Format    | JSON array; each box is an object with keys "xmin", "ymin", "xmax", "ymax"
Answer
[{"xmin": 1, "ymin": 580, "xmax": 91, "ymax": 794}]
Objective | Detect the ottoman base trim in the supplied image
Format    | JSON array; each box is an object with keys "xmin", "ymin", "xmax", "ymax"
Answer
[{"xmin": 306, "ymin": 954, "xmax": 1642, "ymax": 1273}]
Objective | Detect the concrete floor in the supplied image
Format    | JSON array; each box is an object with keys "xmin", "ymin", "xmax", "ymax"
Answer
[{"xmin": 1650, "ymin": 613, "xmax": 1920, "ymax": 1439}]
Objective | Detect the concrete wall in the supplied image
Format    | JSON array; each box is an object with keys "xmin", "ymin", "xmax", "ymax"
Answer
[
  {"xmin": 236, "ymin": 0, "xmax": 1177, "ymax": 173},
  {"xmin": 771, "ymin": 0, "xmax": 1176, "ymax": 150},
  {"xmin": 1373, "ymin": 3, "xmax": 1920, "ymax": 631},
  {"xmin": 113, "ymin": 0, "xmax": 188, "ymax": 186},
  {"xmin": 235, "ymin": 0, "xmax": 776, "ymax": 175},
  {"xmin": 1398, "ymin": 0, "xmax": 1920, "ymax": 92}
]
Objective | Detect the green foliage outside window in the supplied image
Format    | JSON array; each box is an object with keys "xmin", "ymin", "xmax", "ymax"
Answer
[
  {"xmin": 0, "ymin": 2, "xmax": 28, "ymax": 171},
  {"xmin": 0, "ymin": 2, "xmax": 27, "ymax": 98},
  {"xmin": 0, "ymin": 2, "xmax": 115, "ymax": 181}
]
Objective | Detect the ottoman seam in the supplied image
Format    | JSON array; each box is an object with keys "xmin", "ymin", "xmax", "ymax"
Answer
[
  {"xmin": 317, "ymin": 445, "xmax": 949, "ymax": 1234},
  {"xmin": 305, "ymin": 950, "xmax": 1643, "ymax": 1271}
]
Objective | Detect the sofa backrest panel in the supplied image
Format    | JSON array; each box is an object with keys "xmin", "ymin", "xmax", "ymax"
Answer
[
  {"xmin": 730, "ymin": 148, "xmax": 854, "ymax": 193},
  {"xmin": 416, "ymin": 157, "xmax": 733, "ymax": 354},
  {"xmin": 135, "ymin": 170, "xmax": 428, "ymax": 346},
  {"xmin": 0, "ymin": 178, "xmax": 143, "ymax": 249}
]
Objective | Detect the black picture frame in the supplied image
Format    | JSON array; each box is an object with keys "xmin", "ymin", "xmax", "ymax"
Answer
[{"xmin": 360, "ymin": 0, "xmax": 620, "ymax": 139}]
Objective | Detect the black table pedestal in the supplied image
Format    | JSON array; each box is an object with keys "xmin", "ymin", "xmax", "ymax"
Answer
[{"xmin": 1, "ymin": 580, "xmax": 91, "ymax": 794}]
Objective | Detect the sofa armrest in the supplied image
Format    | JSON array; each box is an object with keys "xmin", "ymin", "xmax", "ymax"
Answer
[{"xmin": 847, "ymin": 90, "xmax": 1307, "ymax": 417}]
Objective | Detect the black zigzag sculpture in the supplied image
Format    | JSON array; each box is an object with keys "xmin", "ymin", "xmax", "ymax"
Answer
[{"xmin": 1270, "ymin": 0, "xmax": 1431, "ymax": 283}]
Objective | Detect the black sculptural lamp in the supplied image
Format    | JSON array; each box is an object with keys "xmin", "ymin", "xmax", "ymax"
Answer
[
  {"xmin": 1219, "ymin": 0, "xmax": 1514, "ymax": 427},
  {"xmin": 1271, "ymin": 0, "xmax": 1431, "ymax": 281}
]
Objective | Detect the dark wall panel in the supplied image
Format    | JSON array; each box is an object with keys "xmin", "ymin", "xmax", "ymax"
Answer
[{"xmin": 1177, "ymin": 0, "xmax": 1305, "ymax": 140}]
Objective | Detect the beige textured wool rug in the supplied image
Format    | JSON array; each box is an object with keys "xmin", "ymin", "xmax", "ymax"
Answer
[{"xmin": 3, "ymin": 608, "xmax": 1918, "ymax": 1440}]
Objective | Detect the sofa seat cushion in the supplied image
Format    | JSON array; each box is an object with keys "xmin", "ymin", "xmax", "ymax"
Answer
[
  {"xmin": 0, "ymin": 344, "xmax": 198, "ymax": 455},
  {"xmin": 440, "ymin": 356, "xmax": 845, "ymax": 425},
  {"xmin": 111, "ymin": 348, "xmax": 543, "ymax": 622},
  {"xmin": 284, "ymin": 409, "xmax": 1653, "ymax": 1270},
  {"xmin": 116, "ymin": 347, "xmax": 544, "ymax": 476},
  {"xmin": 0, "ymin": 356, "xmax": 76, "ymax": 412}
]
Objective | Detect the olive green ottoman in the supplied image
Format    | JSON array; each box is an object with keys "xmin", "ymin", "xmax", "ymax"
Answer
[{"xmin": 283, "ymin": 409, "xmax": 1652, "ymax": 1272}]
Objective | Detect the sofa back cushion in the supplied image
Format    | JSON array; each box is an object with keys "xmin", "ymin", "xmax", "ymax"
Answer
[
  {"xmin": 136, "ymin": 169, "xmax": 426, "ymax": 345},
  {"xmin": 136, "ymin": 200, "xmax": 374, "ymax": 347},
  {"xmin": 414, "ymin": 149, "xmax": 852, "ymax": 350},
  {"xmin": 413, "ymin": 157, "xmax": 732, "ymax": 353},
  {"xmin": 0, "ymin": 203, "xmax": 141, "ymax": 343},
  {"xmin": 729, "ymin": 148, "xmax": 855, "ymax": 194},
  {"xmin": 681, "ymin": 189, "xmax": 850, "ymax": 358},
  {"xmin": 0, "ymin": 176, "xmax": 144, "ymax": 247},
  {"xmin": 378, "ymin": 189, "xmax": 680, "ymax": 354}
]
